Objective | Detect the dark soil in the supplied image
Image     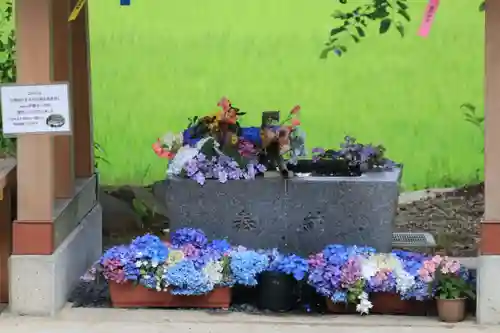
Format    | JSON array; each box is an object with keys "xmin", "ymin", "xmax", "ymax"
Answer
[
  {"xmin": 286, "ymin": 159, "xmax": 362, "ymax": 177},
  {"xmin": 394, "ymin": 182, "xmax": 483, "ymax": 257}
]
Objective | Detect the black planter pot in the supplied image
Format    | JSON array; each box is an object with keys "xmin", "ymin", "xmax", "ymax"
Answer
[
  {"xmin": 299, "ymin": 283, "xmax": 327, "ymax": 313},
  {"xmin": 286, "ymin": 159, "xmax": 361, "ymax": 177},
  {"xmin": 257, "ymin": 271, "xmax": 298, "ymax": 312}
]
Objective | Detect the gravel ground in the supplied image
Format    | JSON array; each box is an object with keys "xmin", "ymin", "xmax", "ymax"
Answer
[{"xmin": 394, "ymin": 183, "xmax": 483, "ymax": 257}]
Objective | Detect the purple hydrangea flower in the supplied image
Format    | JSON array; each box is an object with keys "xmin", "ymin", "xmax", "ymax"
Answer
[
  {"xmin": 171, "ymin": 228, "xmax": 208, "ymax": 249},
  {"xmin": 182, "ymin": 153, "xmax": 266, "ymax": 185}
]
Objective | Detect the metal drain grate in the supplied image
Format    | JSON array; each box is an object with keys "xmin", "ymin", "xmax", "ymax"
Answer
[{"xmin": 392, "ymin": 232, "xmax": 436, "ymax": 248}]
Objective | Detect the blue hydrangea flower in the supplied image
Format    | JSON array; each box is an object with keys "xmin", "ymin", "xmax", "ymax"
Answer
[
  {"xmin": 268, "ymin": 251, "xmax": 309, "ymax": 281},
  {"xmin": 165, "ymin": 260, "xmax": 213, "ymax": 295},
  {"xmin": 331, "ymin": 290, "xmax": 348, "ymax": 303},
  {"xmin": 323, "ymin": 244, "xmax": 376, "ymax": 266},
  {"xmin": 207, "ymin": 239, "xmax": 231, "ymax": 253},
  {"xmin": 230, "ymin": 250, "xmax": 269, "ymax": 286}
]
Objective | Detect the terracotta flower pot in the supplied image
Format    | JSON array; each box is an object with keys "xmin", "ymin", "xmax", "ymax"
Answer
[
  {"xmin": 109, "ymin": 281, "xmax": 231, "ymax": 308},
  {"xmin": 325, "ymin": 298, "xmax": 356, "ymax": 314},
  {"xmin": 371, "ymin": 292, "xmax": 433, "ymax": 316},
  {"xmin": 436, "ymin": 298, "xmax": 466, "ymax": 323}
]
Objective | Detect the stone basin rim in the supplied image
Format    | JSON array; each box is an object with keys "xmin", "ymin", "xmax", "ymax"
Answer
[{"xmin": 165, "ymin": 167, "xmax": 402, "ymax": 184}]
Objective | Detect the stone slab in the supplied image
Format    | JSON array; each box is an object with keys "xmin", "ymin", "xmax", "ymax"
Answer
[
  {"xmin": 155, "ymin": 168, "xmax": 401, "ymax": 254},
  {"xmin": 8, "ymin": 204, "xmax": 102, "ymax": 316},
  {"xmin": 53, "ymin": 175, "xmax": 98, "ymax": 248},
  {"xmin": 477, "ymin": 255, "xmax": 500, "ymax": 325}
]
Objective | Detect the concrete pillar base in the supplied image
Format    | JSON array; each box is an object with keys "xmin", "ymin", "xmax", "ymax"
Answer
[
  {"xmin": 476, "ymin": 255, "xmax": 500, "ymax": 324},
  {"xmin": 8, "ymin": 204, "xmax": 102, "ymax": 316}
]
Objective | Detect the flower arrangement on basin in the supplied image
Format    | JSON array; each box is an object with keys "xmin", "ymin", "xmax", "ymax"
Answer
[
  {"xmin": 152, "ymin": 97, "xmax": 306, "ymax": 184},
  {"xmin": 288, "ymin": 136, "xmax": 396, "ymax": 176}
]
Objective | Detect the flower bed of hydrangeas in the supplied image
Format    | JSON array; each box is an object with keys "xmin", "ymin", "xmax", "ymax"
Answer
[{"xmin": 87, "ymin": 228, "xmax": 474, "ymax": 314}]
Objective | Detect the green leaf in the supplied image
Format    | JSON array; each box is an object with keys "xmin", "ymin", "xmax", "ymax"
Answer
[
  {"xmin": 355, "ymin": 26, "xmax": 366, "ymax": 37},
  {"xmin": 331, "ymin": 10, "xmax": 346, "ymax": 19},
  {"xmin": 320, "ymin": 47, "xmax": 334, "ymax": 59},
  {"xmin": 479, "ymin": 1, "xmax": 485, "ymax": 11},
  {"xmin": 379, "ymin": 18, "xmax": 392, "ymax": 34},
  {"xmin": 396, "ymin": 0, "xmax": 408, "ymax": 10},
  {"xmin": 395, "ymin": 22, "xmax": 405, "ymax": 37},
  {"xmin": 398, "ymin": 9, "xmax": 411, "ymax": 22},
  {"xmin": 330, "ymin": 26, "xmax": 346, "ymax": 36},
  {"xmin": 460, "ymin": 103, "xmax": 476, "ymax": 112},
  {"xmin": 350, "ymin": 34, "xmax": 360, "ymax": 43}
]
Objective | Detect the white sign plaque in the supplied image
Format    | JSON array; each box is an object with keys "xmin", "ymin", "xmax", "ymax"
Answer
[{"xmin": 0, "ymin": 83, "xmax": 71, "ymax": 136}]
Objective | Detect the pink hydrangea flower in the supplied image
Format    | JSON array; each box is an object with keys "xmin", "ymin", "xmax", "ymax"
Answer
[
  {"xmin": 181, "ymin": 244, "xmax": 200, "ymax": 258},
  {"xmin": 308, "ymin": 252, "xmax": 325, "ymax": 268},
  {"xmin": 418, "ymin": 255, "xmax": 462, "ymax": 283}
]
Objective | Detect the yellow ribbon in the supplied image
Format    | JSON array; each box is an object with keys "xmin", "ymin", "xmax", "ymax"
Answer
[{"xmin": 68, "ymin": 0, "xmax": 87, "ymax": 22}]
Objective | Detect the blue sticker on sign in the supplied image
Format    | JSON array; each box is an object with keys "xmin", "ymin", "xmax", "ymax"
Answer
[{"xmin": 120, "ymin": 0, "xmax": 130, "ymax": 5}]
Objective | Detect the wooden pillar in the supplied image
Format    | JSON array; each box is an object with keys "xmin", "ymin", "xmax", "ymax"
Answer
[
  {"xmin": 478, "ymin": 0, "xmax": 500, "ymax": 325},
  {"xmin": 0, "ymin": 159, "xmax": 16, "ymax": 303},
  {"xmin": 482, "ymin": 0, "xmax": 500, "ymax": 253},
  {"xmin": 14, "ymin": 0, "xmax": 54, "ymax": 222},
  {"xmin": 12, "ymin": 0, "xmax": 73, "ymax": 254},
  {"xmin": 53, "ymin": 0, "xmax": 75, "ymax": 198},
  {"xmin": 71, "ymin": 0, "xmax": 94, "ymax": 177}
]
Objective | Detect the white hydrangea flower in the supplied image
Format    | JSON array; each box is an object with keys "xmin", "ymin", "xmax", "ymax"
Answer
[
  {"xmin": 356, "ymin": 292, "xmax": 373, "ymax": 315},
  {"xmin": 360, "ymin": 253, "xmax": 399, "ymax": 279},
  {"xmin": 360, "ymin": 253, "xmax": 415, "ymax": 294},
  {"xmin": 203, "ymin": 260, "xmax": 224, "ymax": 285},
  {"xmin": 162, "ymin": 132, "xmax": 183, "ymax": 148},
  {"xmin": 394, "ymin": 270, "xmax": 415, "ymax": 293},
  {"xmin": 167, "ymin": 146, "xmax": 199, "ymax": 176},
  {"xmin": 135, "ymin": 260, "xmax": 148, "ymax": 268},
  {"xmin": 360, "ymin": 257, "xmax": 378, "ymax": 279}
]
